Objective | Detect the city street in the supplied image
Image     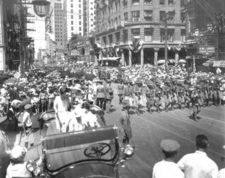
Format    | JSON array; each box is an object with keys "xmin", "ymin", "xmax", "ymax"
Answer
[
  {"xmin": 4, "ymin": 84, "xmax": 225, "ymax": 178},
  {"xmin": 105, "ymin": 87, "xmax": 225, "ymax": 178}
]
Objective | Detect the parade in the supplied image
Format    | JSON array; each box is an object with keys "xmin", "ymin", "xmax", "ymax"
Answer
[
  {"xmin": 0, "ymin": 61, "xmax": 225, "ymax": 177},
  {"xmin": 1, "ymin": 0, "xmax": 225, "ymax": 177}
]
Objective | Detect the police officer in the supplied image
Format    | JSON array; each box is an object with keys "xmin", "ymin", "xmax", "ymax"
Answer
[
  {"xmin": 96, "ymin": 81, "xmax": 106, "ymax": 110},
  {"xmin": 117, "ymin": 81, "xmax": 124, "ymax": 104},
  {"xmin": 152, "ymin": 139, "xmax": 184, "ymax": 178}
]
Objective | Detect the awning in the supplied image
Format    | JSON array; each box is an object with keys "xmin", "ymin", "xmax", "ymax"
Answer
[{"xmin": 213, "ymin": 60, "xmax": 225, "ymax": 68}]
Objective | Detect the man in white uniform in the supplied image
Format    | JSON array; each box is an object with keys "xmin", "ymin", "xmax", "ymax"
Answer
[
  {"xmin": 53, "ymin": 87, "xmax": 71, "ymax": 132},
  {"xmin": 178, "ymin": 134, "xmax": 218, "ymax": 178},
  {"xmin": 152, "ymin": 139, "xmax": 184, "ymax": 178}
]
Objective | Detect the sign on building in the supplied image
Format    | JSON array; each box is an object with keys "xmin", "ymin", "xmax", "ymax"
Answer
[{"xmin": 198, "ymin": 46, "xmax": 215, "ymax": 54}]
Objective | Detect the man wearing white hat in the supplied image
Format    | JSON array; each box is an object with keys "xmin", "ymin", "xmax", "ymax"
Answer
[{"xmin": 152, "ymin": 139, "xmax": 184, "ymax": 178}]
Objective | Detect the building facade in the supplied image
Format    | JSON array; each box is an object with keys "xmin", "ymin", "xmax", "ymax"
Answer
[
  {"xmin": 96, "ymin": 0, "xmax": 186, "ymax": 66},
  {"xmin": 66, "ymin": 0, "xmax": 84, "ymax": 41},
  {"xmin": 84, "ymin": 0, "xmax": 96, "ymax": 36},
  {"xmin": 53, "ymin": 0, "xmax": 67, "ymax": 52}
]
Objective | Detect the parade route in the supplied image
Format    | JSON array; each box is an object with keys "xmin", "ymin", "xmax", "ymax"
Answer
[
  {"xmin": 105, "ymin": 92, "xmax": 225, "ymax": 178},
  {"xmin": 5, "ymin": 85, "xmax": 225, "ymax": 178}
]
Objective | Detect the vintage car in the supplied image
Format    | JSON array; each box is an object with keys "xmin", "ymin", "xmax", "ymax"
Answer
[{"xmin": 26, "ymin": 125, "xmax": 134, "ymax": 178}]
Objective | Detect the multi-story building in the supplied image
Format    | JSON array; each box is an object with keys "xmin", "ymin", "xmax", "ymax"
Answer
[
  {"xmin": 53, "ymin": 0, "xmax": 67, "ymax": 52},
  {"xmin": 96, "ymin": 0, "xmax": 186, "ymax": 66},
  {"xmin": 84, "ymin": 0, "xmax": 96, "ymax": 36},
  {"xmin": 66, "ymin": 0, "xmax": 84, "ymax": 41}
]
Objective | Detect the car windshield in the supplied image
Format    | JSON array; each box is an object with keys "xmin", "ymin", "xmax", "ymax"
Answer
[{"xmin": 43, "ymin": 126, "xmax": 119, "ymax": 174}]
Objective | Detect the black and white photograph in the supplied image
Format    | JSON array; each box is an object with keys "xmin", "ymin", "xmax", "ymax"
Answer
[{"xmin": 0, "ymin": 0, "xmax": 225, "ymax": 177}]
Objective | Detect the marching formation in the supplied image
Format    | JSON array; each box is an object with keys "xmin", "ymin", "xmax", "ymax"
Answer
[{"xmin": 0, "ymin": 63, "xmax": 225, "ymax": 178}]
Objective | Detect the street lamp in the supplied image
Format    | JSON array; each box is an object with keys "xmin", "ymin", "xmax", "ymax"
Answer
[
  {"xmin": 162, "ymin": 10, "xmax": 175, "ymax": 71},
  {"xmin": 32, "ymin": 0, "xmax": 50, "ymax": 17}
]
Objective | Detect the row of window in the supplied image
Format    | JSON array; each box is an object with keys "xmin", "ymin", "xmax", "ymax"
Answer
[
  {"xmin": 101, "ymin": 0, "xmax": 184, "ymax": 15},
  {"xmin": 100, "ymin": 28, "xmax": 186, "ymax": 44},
  {"xmin": 131, "ymin": 0, "xmax": 174, "ymax": 5},
  {"xmin": 99, "ymin": 9, "xmax": 185, "ymax": 32},
  {"xmin": 71, "ymin": 27, "xmax": 82, "ymax": 31}
]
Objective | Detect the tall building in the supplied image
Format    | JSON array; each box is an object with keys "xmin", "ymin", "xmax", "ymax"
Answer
[
  {"xmin": 66, "ymin": 0, "xmax": 84, "ymax": 41},
  {"xmin": 95, "ymin": 0, "xmax": 186, "ymax": 66},
  {"xmin": 53, "ymin": 0, "xmax": 67, "ymax": 52},
  {"xmin": 84, "ymin": 0, "xmax": 96, "ymax": 36}
]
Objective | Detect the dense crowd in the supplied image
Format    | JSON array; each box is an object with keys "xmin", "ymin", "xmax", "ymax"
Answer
[{"xmin": 0, "ymin": 63, "xmax": 225, "ymax": 178}]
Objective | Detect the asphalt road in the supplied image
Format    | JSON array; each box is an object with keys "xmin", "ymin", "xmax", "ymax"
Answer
[
  {"xmin": 4, "ymin": 85, "xmax": 225, "ymax": 178},
  {"xmin": 105, "ymin": 85, "xmax": 225, "ymax": 178}
]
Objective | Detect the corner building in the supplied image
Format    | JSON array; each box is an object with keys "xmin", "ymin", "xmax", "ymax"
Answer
[{"xmin": 96, "ymin": 0, "xmax": 186, "ymax": 66}]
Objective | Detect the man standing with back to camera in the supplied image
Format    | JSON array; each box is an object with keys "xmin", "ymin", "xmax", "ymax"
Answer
[{"xmin": 177, "ymin": 134, "xmax": 218, "ymax": 178}]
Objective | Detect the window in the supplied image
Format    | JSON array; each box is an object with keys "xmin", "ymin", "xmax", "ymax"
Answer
[
  {"xmin": 79, "ymin": 27, "xmax": 82, "ymax": 31},
  {"xmin": 71, "ymin": 15, "xmax": 73, "ymax": 19},
  {"xmin": 144, "ymin": 0, "xmax": 152, "ymax": 4},
  {"xmin": 160, "ymin": 11, "xmax": 166, "ymax": 21},
  {"xmin": 123, "ymin": 0, "xmax": 128, "ymax": 7},
  {"xmin": 144, "ymin": 28, "xmax": 153, "ymax": 41},
  {"xmin": 131, "ymin": 11, "xmax": 140, "ymax": 22},
  {"xmin": 131, "ymin": 28, "xmax": 140, "ymax": 37},
  {"xmin": 132, "ymin": 0, "xmax": 139, "ymax": 5},
  {"xmin": 115, "ymin": 32, "xmax": 120, "ymax": 42},
  {"xmin": 181, "ymin": 29, "xmax": 186, "ymax": 42},
  {"xmin": 71, "ymin": 4, "xmax": 73, "ymax": 7},
  {"xmin": 123, "ymin": 30, "xmax": 128, "ymax": 43},
  {"xmin": 144, "ymin": 10, "xmax": 153, "ymax": 21},
  {"xmin": 181, "ymin": 11, "xmax": 185, "ymax": 23},
  {"xmin": 79, "ymin": 21, "xmax": 81, "ymax": 25},
  {"xmin": 71, "ymin": 21, "xmax": 73, "ymax": 25},
  {"xmin": 108, "ymin": 34, "xmax": 113, "ymax": 44},
  {"xmin": 160, "ymin": 0, "xmax": 165, "ymax": 5},
  {"xmin": 167, "ymin": 29, "xmax": 175, "ymax": 42},
  {"xmin": 160, "ymin": 28, "xmax": 175, "ymax": 42},
  {"xmin": 168, "ymin": 0, "xmax": 174, "ymax": 5},
  {"xmin": 71, "ymin": 9, "xmax": 73, "ymax": 13},
  {"xmin": 103, "ymin": 36, "xmax": 107, "ymax": 45},
  {"xmin": 71, "ymin": 27, "xmax": 74, "ymax": 31},
  {"xmin": 160, "ymin": 29, "xmax": 165, "ymax": 42},
  {"xmin": 124, "ymin": 12, "xmax": 128, "ymax": 22}
]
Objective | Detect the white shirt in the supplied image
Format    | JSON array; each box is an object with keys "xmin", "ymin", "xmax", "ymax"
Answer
[
  {"xmin": 53, "ymin": 96, "xmax": 68, "ymax": 113},
  {"xmin": 6, "ymin": 162, "xmax": 32, "ymax": 178},
  {"xmin": 218, "ymin": 168, "xmax": 225, "ymax": 178},
  {"xmin": 152, "ymin": 160, "xmax": 184, "ymax": 178},
  {"xmin": 81, "ymin": 111, "xmax": 100, "ymax": 128},
  {"xmin": 22, "ymin": 111, "xmax": 32, "ymax": 128},
  {"xmin": 177, "ymin": 150, "xmax": 218, "ymax": 178}
]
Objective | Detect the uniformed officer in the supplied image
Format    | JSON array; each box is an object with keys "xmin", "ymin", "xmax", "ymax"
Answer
[
  {"xmin": 117, "ymin": 82, "xmax": 124, "ymax": 104},
  {"xmin": 152, "ymin": 139, "xmax": 184, "ymax": 178}
]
